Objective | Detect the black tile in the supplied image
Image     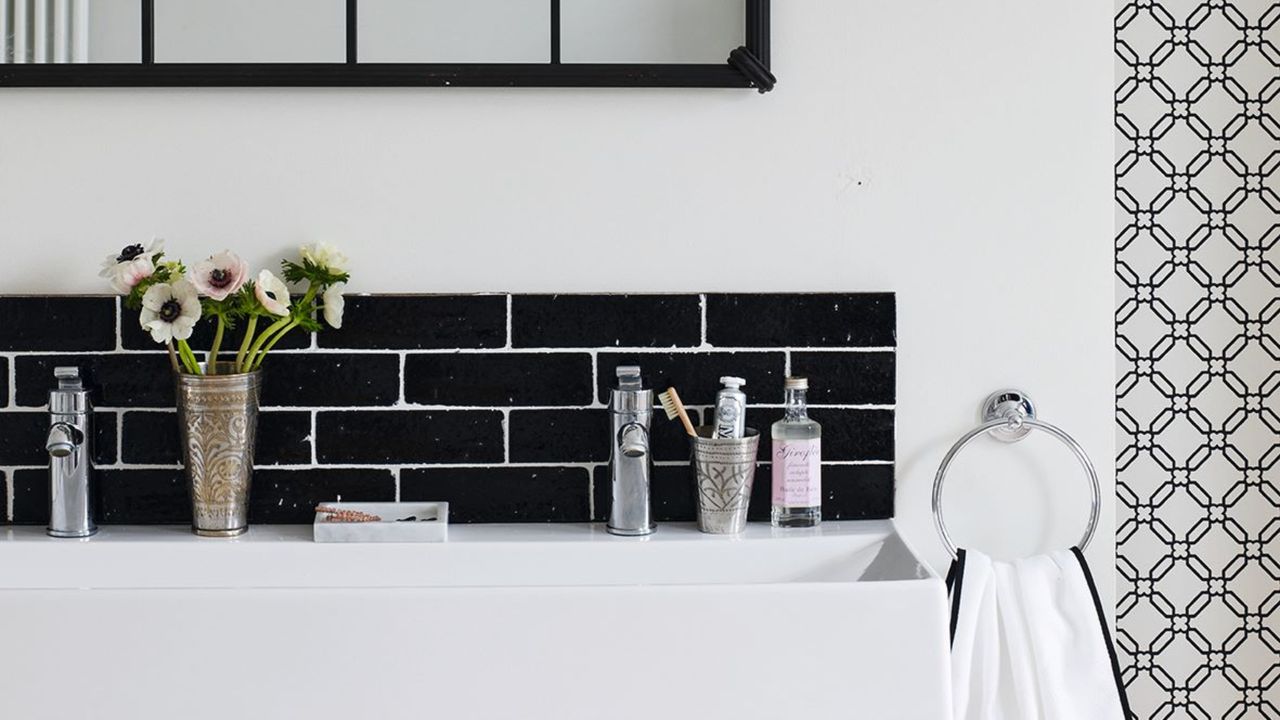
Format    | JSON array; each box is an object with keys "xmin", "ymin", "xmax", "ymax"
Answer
[
  {"xmin": 743, "ymin": 464, "xmax": 893, "ymax": 521},
  {"xmin": 821, "ymin": 464, "xmax": 895, "ymax": 520},
  {"xmin": 706, "ymin": 293, "xmax": 896, "ymax": 348},
  {"xmin": 0, "ymin": 296, "xmax": 116, "ymax": 351},
  {"xmin": 0, "ymin": 357, "xmax": 9, "ymax": 407},
  {"xmin": 12, "ymin": 469, "xmax": 49, "ymax": 525},
  {"xmin": 0, "ymin": 412, "xmax": 116, "ymax": 466},
  {"xmin": 121, "ymin": 305, "xmax": 309, "ymax": 351},
  {"xmin": 259, "ymin": 353, "xmax": 399, "ymax": 407},
  {"xmin": 789, "ymin": 351, "xmax": 896, "ymax": 405},
  {"xmin": 592, "ymin": 465, "xmax": 699, "ymax": 523},
  {"xmin": 249, "ymin": 469, "xmax": 395, "ymax": 523},
  {"xmin": 595, "ymin": 352, "xmax": 785, "ymax": 406},
  {"xmin": 122, "ymin": 410, "xmax": 311, "ymax": 466},
  {"xmin": 319, "ymin": 295, "xmax": 507, "ymax": 350},
  {"xmin": 256, "ymin": 412, "xmax": 313, "ymax": 465},
  {"xmin": 512, "ymin": 294, "xmax": 701, "ymax": 349},
  {"xmin": 748, "ymin": 408, "xmax": 894, "ymax": 462},
  {"xmin": 401, "ymin": 466, "xmax": 590, "ymax": 523},
  {"xmin": 315, "ymin": 410, "xmax": 503, "ymax": 464},
  {"xmin": 405, "ymin": 353, "xmax": 592, "ymax": 407},
  {"xmin": 15, "ymin": 354, "xmax": 175, "ymax": 408},
  {"xmin": 98, "ymin": 470, "xmax": 189, "ymax": 524},
  {"xmin": 509, "ymin": 408, "xmax": 697, "ymax": 464}
]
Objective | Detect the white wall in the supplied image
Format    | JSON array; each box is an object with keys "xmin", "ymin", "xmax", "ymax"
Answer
[{"xmin": 0, "ymin": 3, "xmax": 1114, "ymax": 598}]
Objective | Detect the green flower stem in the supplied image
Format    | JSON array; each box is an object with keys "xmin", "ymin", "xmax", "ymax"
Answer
[
  {"xmin": 234, "ymin": 315, "xmax": 259, "ymax": 373},
  {"xmin": 250, "ymin": 320, "xmax": 299, "ymax": 370},
  {"xmin": 207, "ymin": 316, "xmax": 226, "ymax": 375},
  {"xmin": 176, "ymin": 339, "xmax": 202, "ymax": 375},
  {"xmin": 244, "ymin": 316, "xmax": 292, "ymax": 371}
]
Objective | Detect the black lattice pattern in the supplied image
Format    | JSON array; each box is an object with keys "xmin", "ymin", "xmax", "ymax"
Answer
[{"xmin": 1116, "ymin": 2, "xmax": 1280, "ymax": 718}]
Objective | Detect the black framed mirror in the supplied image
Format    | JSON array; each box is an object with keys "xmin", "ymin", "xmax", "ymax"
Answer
[{"xmin": 0, "ymin": 0, "xmax": 773, "ymax": 91}]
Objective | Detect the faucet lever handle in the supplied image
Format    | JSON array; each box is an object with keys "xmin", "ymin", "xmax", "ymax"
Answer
[
  {"xmin": 54, "ymin": 366, "xmax": 83, "ymax": 390},
  {"xmin": 615, "ymin": 365, "xmax": 643, "ymax": 390}
]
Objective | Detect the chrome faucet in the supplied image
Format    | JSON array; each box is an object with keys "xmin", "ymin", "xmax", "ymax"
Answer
[
  {"xmin": 46, "ymin": 367, "xmax": 96, "ymax": 538},
  {"xmin": 607, "ymin": 366, "xmax": 653, "ymax": 536}
]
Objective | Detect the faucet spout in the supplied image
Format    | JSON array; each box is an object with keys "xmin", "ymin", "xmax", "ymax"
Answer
[{"xmin": 46, "ymin": 422, "xmax": 82, "ymax": 458}]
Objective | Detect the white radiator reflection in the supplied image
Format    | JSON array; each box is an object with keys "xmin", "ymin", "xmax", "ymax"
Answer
[{"xmin": 1, "ymin": 0, "xmax": 90, "ymax": 63}]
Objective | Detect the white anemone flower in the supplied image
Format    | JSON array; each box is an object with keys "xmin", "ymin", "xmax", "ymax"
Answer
[
  {"xmin": 99, "ymin": 238, "xmax": 163, "ymax": 294},
  {"xmin": 299, "ymin": 242, "xmax": 349, "ymax": 273},
  {"xmin": 322, "ymin": 282, "xmax": 346, "ymax": 329},
  {"xmin": 139, "ymin": 280, "xmax": 200, "ymax": 344},
  {"xmin": 189, "ymin": 250, "xmax": 250, "ymax": 301},
  {"xmin": 255, "ymin": 269, "xmax": 291, "ymax": 316}
]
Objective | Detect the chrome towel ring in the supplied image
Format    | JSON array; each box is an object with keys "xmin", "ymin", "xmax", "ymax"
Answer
[{"xmin": 932, "ymin": 389, "xmax": 1101, "ymax": 558}]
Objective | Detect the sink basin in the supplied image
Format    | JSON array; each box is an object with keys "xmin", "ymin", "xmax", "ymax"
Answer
[{"xmin": 0, "ymin": 521, "xmax": 952, "ymax": 719}]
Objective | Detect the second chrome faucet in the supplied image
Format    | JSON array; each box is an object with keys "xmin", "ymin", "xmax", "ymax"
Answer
[{"xmin": 607, "ymin": 366, "xmax": 653, "ymax": 536}]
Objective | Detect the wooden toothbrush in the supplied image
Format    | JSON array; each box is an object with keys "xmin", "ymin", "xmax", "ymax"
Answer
[{"xmin": 658, "ymin": 387, "xmax": 697, "ymax": 437}]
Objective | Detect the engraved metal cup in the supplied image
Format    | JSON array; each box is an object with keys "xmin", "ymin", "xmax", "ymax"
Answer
[
  {"xmin": 690, "ymin": 427, "xmax": 760, "ymax": 534},
  {"xmin": 175, "ymin": 363, "xmax": 262, "ymax": 537}
]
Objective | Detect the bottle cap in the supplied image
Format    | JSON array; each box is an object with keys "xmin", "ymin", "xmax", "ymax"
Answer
[
  {"xmin": 719, "ymin": 376, "xmax": 746, "ymax": 389},
  {"xmin": 785, "ymin": 376, "xmax": 808, "ymax": 390}
]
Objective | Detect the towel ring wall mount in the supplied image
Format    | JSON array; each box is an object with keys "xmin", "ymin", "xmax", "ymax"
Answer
[{"xmin": 932, "ymin": 389, "xmax": 1101, "ymax": 558}]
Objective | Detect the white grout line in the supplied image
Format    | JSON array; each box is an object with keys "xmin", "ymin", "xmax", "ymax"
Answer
[
  {"xmin": 309, "ymin": 410, "xmax": 318, "ymax": 465},
  {"xmin": 4, "ymin": 466, "xmax": 13, "ymax": 522},
  {"xmin": 784, "ymin": 350, "xmax": 792, "ymax": 377},
  {"xmin": 396, "ymin": 352, "xmax": 406, "ymax": 406},
  {"xmin": 3, "ymin": 403, "xmax": 897, "ymax": 413},
  {"xmin": 699, "ymin": 294, "xmax": 709, "ymax": 348},
  {"xmin": 393, "ymin": 467, "xmax": 401, "ymax": 502},
  {"xmin": 505, "ymin": 294, "xmax": 513, "ymax": 349},
  {"xmin": 501, "ymin": 408, "xmax": 510, "ymax": 463}
]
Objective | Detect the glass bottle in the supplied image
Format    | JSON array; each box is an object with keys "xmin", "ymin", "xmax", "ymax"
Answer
[{"xmin": 771, "ymin": 377, "xmax": 821, "ymax": 527}]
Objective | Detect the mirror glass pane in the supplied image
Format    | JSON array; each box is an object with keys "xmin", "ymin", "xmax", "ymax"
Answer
[
  {"xmin": 358, "ymin": 0, "xmax": 548, "ymax": 63},
  {"xmin": 560, "ymin": 0, "xmax": 743, "ymax": 63},
  {"xmin": 1, "ymin": 0, "xmax": 139, "ymax": 63},
  {"xmin": 154, "ymin": 0, "xmax": 346, "ymax": 63}
]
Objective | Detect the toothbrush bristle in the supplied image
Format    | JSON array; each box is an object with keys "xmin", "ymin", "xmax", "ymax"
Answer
[{"xmin": 658, "ymin": 390, "xmax": 680, "ymax": 420}]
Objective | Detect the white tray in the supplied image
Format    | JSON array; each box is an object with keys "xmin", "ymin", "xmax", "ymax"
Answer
[{"xmin": 312, "ymin": 502, "xmax": 448, "ymax": 543}]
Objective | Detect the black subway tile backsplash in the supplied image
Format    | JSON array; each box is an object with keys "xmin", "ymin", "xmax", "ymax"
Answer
[
  {"xmin": 249, "ymin": 469, "xmax": 396, "ymax": 524},
  {"xmin": 0, "ymin": 296, "xmax": 116, "ymax": 352},
  {"xmin": 15, "ymin": 353, "xmax": 175, "ymax": 408},
  {"xmin": 316, "ymin": 410, "xmax": 503, "ymax": 465},
  {"xmin": 402, "ymin": 466, "xmax": 591, "ymax": 523},
  {"xmin": 260, "ymin": 353, "xmax": 400, "ymax": 407},
  {"xmin": 512, "ymin": 294, "xmax": 701, "ymax": 349},
  {"xmin": 790, "ymin": 351, "xmax": 896, "ymax": 405},
  {"xmin": 707, "ymin": 293, "xmax": 896, "ymax": 348},
  {"xmin": 405, "ymin": 352, "xmax": 593, "ymax": 406},
  {"xmin": 595, "ymin": 351, "xmax": 786, "ymax": 406},
  {"xmin": 320, "ymin": 295, "xmax": 506, "ymax": 350},
  {"xmin": 0, "ymin": 293, "xmax": 894, "ymax": 525}
]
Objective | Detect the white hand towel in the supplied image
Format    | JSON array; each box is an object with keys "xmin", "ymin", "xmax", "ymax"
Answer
[{"xmin": 947, "ymin": 548, "xmax": 1131, "ymax": 720}]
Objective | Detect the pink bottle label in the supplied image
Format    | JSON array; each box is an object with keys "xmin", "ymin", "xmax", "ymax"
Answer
[{"xmin": 772, "ymin": 439, "xmax": 821, "ymax": 506}]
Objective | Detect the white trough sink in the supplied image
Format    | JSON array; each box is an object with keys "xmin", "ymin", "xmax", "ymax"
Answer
[{"xmin": 0, "ymin": 521, "xmax": 951, "ymax": 719}]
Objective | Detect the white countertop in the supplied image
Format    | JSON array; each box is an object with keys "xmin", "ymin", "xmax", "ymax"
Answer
[{"xmin": 0, "ymin": 519, "xmax": 934, "ymax": 590}]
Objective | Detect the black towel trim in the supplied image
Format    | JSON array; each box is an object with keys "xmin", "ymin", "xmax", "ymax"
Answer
[
  {"xmin": 946, "ymin": 548, "xmax": 967, "ymax": 647},
  {"xmin": 1070, "ymin": 547, "xmax": 1133, "ymax": 719}
]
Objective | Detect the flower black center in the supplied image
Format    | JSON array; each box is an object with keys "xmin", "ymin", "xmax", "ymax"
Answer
[
  {"xmin": 116, "ymin": 244, "xmax": 145, "ymax": 263},
  {"xmin": 209, "ymin": 268, "xmax": 231, "ymax": 288},
  {"xmin": 159, "ymin": 299, "xmax": 182, "ymax": 323}
]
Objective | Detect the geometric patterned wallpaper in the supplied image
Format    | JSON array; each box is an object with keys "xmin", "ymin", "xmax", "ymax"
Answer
[{"xmin": 1115, "ymin": 3, "xmax": 1279, "ymax": 718}]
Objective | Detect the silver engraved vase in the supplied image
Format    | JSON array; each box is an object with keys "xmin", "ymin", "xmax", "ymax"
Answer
[{"xmin": 175, "ymin": 363, "xmax": 262, "ymax": 537}]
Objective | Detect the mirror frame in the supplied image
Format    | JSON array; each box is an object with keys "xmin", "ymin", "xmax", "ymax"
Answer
[{"xmin": 0, "ymin": 0, "xmax": 774, "ymax": 92}]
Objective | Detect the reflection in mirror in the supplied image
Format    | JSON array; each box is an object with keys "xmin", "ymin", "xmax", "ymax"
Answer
[
  {"xmin": 560, "ymin": 0, "xmax": 743, "ymax": 64},
  {"xmin": 1, "ymin": 0, "xmax": 139, "ymax": 63},
  {"xmin": 359, "ymin": 0, "xmax": 548, "ymax": 63},
  {"xmin": 154, "ymin": 0, "xmax": 346, "ymax": 63}
]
